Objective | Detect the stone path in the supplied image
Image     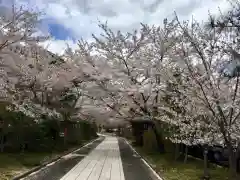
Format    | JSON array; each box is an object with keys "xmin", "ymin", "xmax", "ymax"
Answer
[{"xmin": 60, "ymin": 137, "xmax": 125, "ymax": 180}]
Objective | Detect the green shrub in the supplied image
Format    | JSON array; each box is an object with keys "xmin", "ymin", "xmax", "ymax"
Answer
[
  {"xmin": 143, "ymin": 128, "xmax": 158, "ymax": 153},
  {"xmin": 163, "ymin": 139, "xmax": 175, "ymax": 153},
  {"xmin": 122, "ymin": 128, "xmax": 132, "ymax": 139},
  {"xmin": 0, "ymin": 105, "xmax": 98, "ymax": 153}
]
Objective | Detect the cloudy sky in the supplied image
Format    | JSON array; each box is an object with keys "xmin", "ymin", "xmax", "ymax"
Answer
[{"xmin": 0, "ymin": 0, "xmax": 231, "ymax": 54}]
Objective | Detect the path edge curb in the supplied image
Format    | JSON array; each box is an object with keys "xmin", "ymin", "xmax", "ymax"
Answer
[
  {"xmin": 122, "ymin": 137, "xmax": 164, "ymax": 180},
  {"xmin": 12, "ymin": 136, "xmax": 103, "ymax": 180}
]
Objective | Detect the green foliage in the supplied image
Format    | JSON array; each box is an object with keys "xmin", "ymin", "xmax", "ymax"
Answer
[
  {"xmin": 143, "ymin": 128, "xmax": 158, "ymax": 153},
  {"xmin": 0, "ymin": 106, "xmax": 97, "ymax": 153},
  {"xmin": 91, "ymin": 122, "xmax": 98, "ymax": 135},
  {"xmin": 0, "ymin": 152, "xmax": 57, "ymax": 179},
  {"xmin": 154, "ymin": 121, "xmax": 175, "ymax": 153},
  {"xmin": 79, "ymin": 121, "xmax": 96, "ymax": 141},
  {"xmin": 163, "ymin": 140, "xmax": 175, "ymax": 154},
  {"xmin": 122, "ymin": 127, "xmax": 132, "ymax": 139}
]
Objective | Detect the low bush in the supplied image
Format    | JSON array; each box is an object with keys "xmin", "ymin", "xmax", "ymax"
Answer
[{"xmin": 143, "ymin": 128, "xmax": 158, "ymax": 153}]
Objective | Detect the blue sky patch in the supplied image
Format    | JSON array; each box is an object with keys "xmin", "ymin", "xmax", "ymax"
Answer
[
  {"xmin": 48, "ymin": 23, "xmax": 76, "ymax": 41},
  {"xmin": 0, "ymin": 0, "xmax": 13, "ymax": 7},
  {"xmin": 41, "ymin": 18, "xmax": 77, "ymax": 42}
]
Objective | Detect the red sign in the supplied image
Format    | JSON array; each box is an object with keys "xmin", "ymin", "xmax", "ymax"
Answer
[{"xmin": 64, "ymin": 128, "xmax": 68, "ymax": 136}]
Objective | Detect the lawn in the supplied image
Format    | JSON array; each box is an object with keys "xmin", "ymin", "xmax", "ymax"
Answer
[
  {"xmin": 0, "ymin": 152, "xmax": 58, "ymax": 180},
  {"xmin": 135, "ymin": 147, "xmax": 232, "ymax": 180}
]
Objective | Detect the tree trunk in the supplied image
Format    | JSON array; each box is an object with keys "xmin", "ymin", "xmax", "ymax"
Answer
[
  {"xmin": 21, "ymin": 143, "xmax": 25, "ymax": 153},
  {"xmin": 203, "ymin": 148, "xmax": 210, "ymax": 179},
  {"xmin": 236, "ymin": 143, "xmax": 240, "ymax": 173},
  {"xmin": 228, "ymin": 145, "xmax": 237, "ymax": 179},
  {"xmin": 184, "ymin": 145, "xmax": 188, "ymax": 163},
  {"xmin": 131, "ymin": 122, "xmax": 143, "ymax": 146},
  {"xmin": 175, "ymin": 143, "xmax": 180, "ymax": 160},
  {"xmin": 0, "ymin": 133, "xmax": 4, "ymax": 153},
  {"xmin": 152, "ymin": 124, "xmax": 165, "ymax": 153}
]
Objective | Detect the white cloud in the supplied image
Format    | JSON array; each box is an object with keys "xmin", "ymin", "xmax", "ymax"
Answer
[
  {"xmin": 16, "ymin": 0, "xmax": 231, "ymax": 54},
  {"xmin": 40, "ymin": 38, "xmax": 78, "ymax": 55}
]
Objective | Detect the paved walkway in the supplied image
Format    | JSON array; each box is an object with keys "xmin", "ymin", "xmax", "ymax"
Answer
[
  {"xmin": 60, "ymin": 137, "xmax": 125, "ymax": 180},
  {"xmin": 22, "ymin": 135, "xmax": 157, "ymax": 180}
]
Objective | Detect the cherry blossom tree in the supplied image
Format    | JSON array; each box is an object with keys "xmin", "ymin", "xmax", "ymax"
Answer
[
  {"xmin": 0, "ymin": 5, "xmax": 85, "ymax": 119},
  {"xmin": 65, "ymin": 4, "xmax": 240, "ymax": 176},
  {"xmin": 162, "ymin": 5, "xmax": 240, "ymax": 175},
  {"xmin": 75, "ymin": 21, "xmax": 178, "ymax": 118},
  {"xmin": 3, "ymin": 3, "xmax": 240, "ymax": 178}
]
